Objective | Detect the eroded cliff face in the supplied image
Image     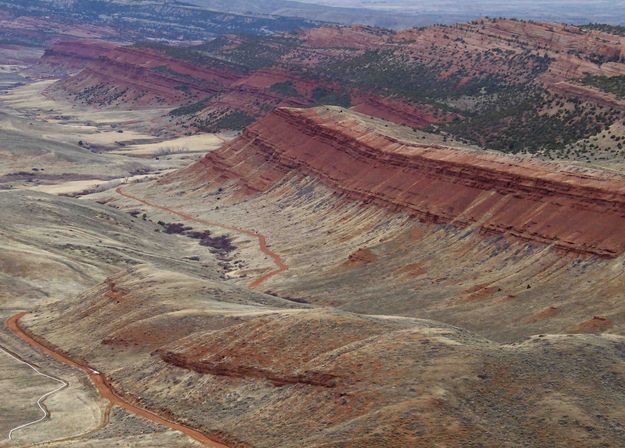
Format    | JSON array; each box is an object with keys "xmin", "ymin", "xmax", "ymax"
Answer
[
  {"xmin": 188, "ymin": 106, "xmax": 625, "ymax": 257},
  {"xmin": 50, "ymin": 46, "xmax": 243, "ymax": 107},
  {"xmin": 34, "ymin": 40, "xmax": 118, "ymax": 76},
  {"xmin": 394, "ymin": 19, "xmax": 625, "ymax": 83},
  {"xmin": 300, "ymin": 19, "xmax": 625, "ymax": 98}
]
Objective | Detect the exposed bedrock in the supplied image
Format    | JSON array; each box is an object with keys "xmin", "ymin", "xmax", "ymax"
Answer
[
  {"xmin": 186, "ymin": 106, "xmax": 625, "ymax": 258},
  {"xmin": 51, "ymin": 46, "xmax": 243, "ymax": 107},
  {"xmin": 35, "ymin": 40, "xmax": 118, "ymax": 75}
]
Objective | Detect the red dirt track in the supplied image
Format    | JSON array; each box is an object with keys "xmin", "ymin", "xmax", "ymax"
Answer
[
  {"xmin": 6, "ymin": 312, "xmax": 228, "ymax": 447},
  {"xmin": 114, "ymin": 186, "xmax": 287, "ymax": 288},
  {"xmin": 3, "ymin": 186, "xmax": 289, "ymax": 447}
]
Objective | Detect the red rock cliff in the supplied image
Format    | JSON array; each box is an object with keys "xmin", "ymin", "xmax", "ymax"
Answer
[
  {"xmin": 187, "ymin": 106, "xmax": 625, "ymax": 257},
  {"xmin": 35, "ymin": 40, "xmax": 117, "ymax": 75},
  {"xmin": 53, "ymin": 46, "xmax": 243, "ymax": 106}
]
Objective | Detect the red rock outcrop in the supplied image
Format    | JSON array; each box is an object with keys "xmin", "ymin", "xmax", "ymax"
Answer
[
  {"xmin": 161, "ymin": 351, "xmax": 339, "ymax": 388},
  {"xmin": 156, "ymin": 309, "xmax": 397, "ymax": 388},
  {"xmin": 233, "ymin": 68, "xmax": 319, "ymax": 97},
  {"xmin": 571, "ymin": 316, "xmax": 613, "ymax": 333},
  {"xmin": 35, "ymin": 40, "xmax": 118, "ymax": 75},
  {"xmin": 301, "ymin": 25, "xmax": 390, "ymax": 49},
  {"xmin": 394, "ymin": 19, "xmax": 625, "ymax": 83},
  {"xmin": 53, "ymin": 46, "xmax": 244, "ymax": 107},
  {"xmin": 550, "ymin": 81, "xmax": 625, "ymax": 110},
  {"xmin": 185, "ymin": 106, "xmax": 625, "ymax": 257}
]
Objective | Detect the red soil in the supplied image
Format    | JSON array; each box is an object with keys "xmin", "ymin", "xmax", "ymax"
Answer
[
  {"xmin": 525, "ymin": 305, "xmax": 561, "ymax": 323},
  {"xmin": 570, "ymin": 316, "xmax": 613, "ymax": 333},
  {"xmin": 114, "ymin": 187, "xmax": 287, "ymax": 289},
  {"xmin": 463, "ymin": 286, "xmax": 499, "ymax": 302},
  {"xmin": 396, "ymin": 262, "xmax": 426, "ymax": 278},
  {"xmin": 343, "ymin": 248, "xmax": 376, "ymax": 268},
  {"xmin": 6, "ymin": 313, "xmax": 228, "ymax": 448}
]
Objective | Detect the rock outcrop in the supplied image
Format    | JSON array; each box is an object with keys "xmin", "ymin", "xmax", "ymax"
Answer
[
  {"xmin": 188, "ymin": 106, "xmax": 625, "ymax": 257},
  {"xmin": 51, "ymin": 46, "xmax": 243, "ymax": 107},
  {"xmin": 34, "ymin": 40, "xmax": 118, "ymax": 76},
  {"xmin": 46, "ymin": 19, "xmax": 625, "ymax": 140}
]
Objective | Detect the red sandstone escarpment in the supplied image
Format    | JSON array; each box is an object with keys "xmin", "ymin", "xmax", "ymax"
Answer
[
  {"xmin": 474, "ymin": 20, "xmax": 624, "ymax": 61},
  {"xmin": 394, "ymin": 19, "xmax": 625, "ymax": 94},
  {"xmin": 183, "ymin": 106, "xmax": 625, "ymax": 257},
  {"xmin": 300, "ymin": 20, "xmax": 625, "ymax": 103},
  {"xmin": 35, "ymin": 40, "xmax": 118, "ymax": 76},
  {"xmin": 302, "ymin": 25, "xmax": 390, "ymax": 49},
  {"xmin": 550, "ymin": 81, "xmax": 625, "ymax": 111},
  {"xmin": 53, "ymin": 46, "xmax": 244, "ymax": 107}
]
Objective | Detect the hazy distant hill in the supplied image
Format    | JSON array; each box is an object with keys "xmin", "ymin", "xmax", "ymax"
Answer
[
  {"xmin": 185, "ymin": 0, "xmax": 456, "ymax": 28},
  {"xmin": 0, "ymin": 0, "xmax": 323, "ymax": 42},
  {"xmin": 8, "ymin": 0, "xmax": 621, "ymax": 33},
  {"xmin": 287, "ymin": 0, "xmax": 625, "ymax": 25},
  {"xmin": 190, "ymin": 0, "xmax": 625, "ymax": 27}
]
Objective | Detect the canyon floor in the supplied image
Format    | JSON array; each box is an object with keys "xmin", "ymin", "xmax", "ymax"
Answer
[{"xmin": 2, "ymin": 42, "xmax": 625, "ymax": 448}]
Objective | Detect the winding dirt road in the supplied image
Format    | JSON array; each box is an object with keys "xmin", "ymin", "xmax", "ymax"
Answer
[
  {"xmin": 114, "ymin": 186, "xmax": 288, "ymax": 288},
  {"xmin": 0, "ymin": 343, "xmax": 68, "ymax": 441},
  {"xmin": 6, "ymin": 313, "xmax": 228, "ymax": 448},
  {"xmin": 4, "ymin": 187, "xmax": 288, "ymax": 446}
]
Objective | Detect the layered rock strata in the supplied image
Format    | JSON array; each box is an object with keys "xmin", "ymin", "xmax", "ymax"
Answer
[{"xmin": 188, "ymin": 107, "xmax": 625, "ymax": 257}]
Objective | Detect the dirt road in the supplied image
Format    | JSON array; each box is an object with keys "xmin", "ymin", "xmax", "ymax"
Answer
[
  {"xmin": 115, "ymin": 186, "xmax": 288, "ymax": 288},
  {"xmin": 6, "ymin": 313, "xmax": 228, "ymax": 448},
  {"xmin": 4, "ymin": 186, "xmax": 288, "ymax": 446},
  {"xmin": 0, "ymin": 343, "xmax": 68, "ymax": 441}
]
